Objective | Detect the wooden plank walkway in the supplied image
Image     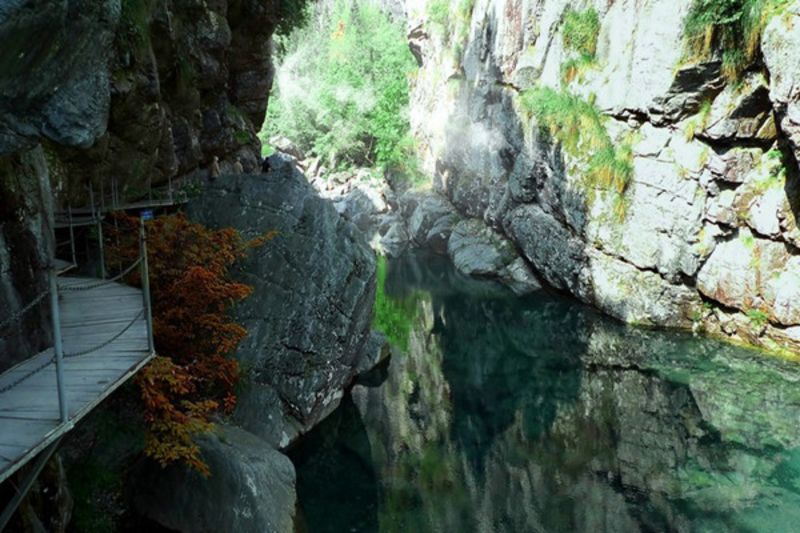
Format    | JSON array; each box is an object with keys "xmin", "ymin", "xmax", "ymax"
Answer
[
  {"xmin": 64, "ymin": 197, "xmax": 187, "ymax": 217},
  {"xmin": 0, "ymin": 277, "xmax": 154, "ymax": 485}
]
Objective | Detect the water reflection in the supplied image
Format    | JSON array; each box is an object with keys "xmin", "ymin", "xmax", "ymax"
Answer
[{"xmin": 292, "ymin": 253, "xmax": 800, "ymax": 533}]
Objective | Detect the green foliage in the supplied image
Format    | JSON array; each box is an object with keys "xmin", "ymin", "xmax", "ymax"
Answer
[
  {"xmin": 683, "ymin": 0, "xmax": 789, "ymax": 80},
  {"xmin": 559, "ymin": 8, "xmax": 600, "ymax": 84},
  {"xmin": 519, "ymin": 87, "xmax": 633, "ymax": 219},
  {"xmin": 561, "ymin": 53, "xmax": 596, "ymax": 84},
  {"xmin": 562, "ymin": 8, "xmax": 601, "ymax": 58},
  {"xmin": 684, "ymin": 99, "xmax": 713, "ymax": 140},
  {"xmin": 427, "ymin": 0, "xmax": 451, "ymax": 37},
  {"xmin": 264, "ymin": 1, "xmax": 417, "ymax": 172},
  {"xmin": 373, "ymin": 256, "xmax": 421, "ymax": 352},
  {"xmin": 234, "ymin": 130, "xmax": 251, "ymax": 145},
  {"xmin": 275, "ymin": 0, "xmax": 314, "ymax": 36},
  {"xmin": 746, "ymin": 309, "xmax": 769, "ymax": 328},
  {"xmin": 428, "ymin": 0, "xmax": 475, "ymax": 46}
]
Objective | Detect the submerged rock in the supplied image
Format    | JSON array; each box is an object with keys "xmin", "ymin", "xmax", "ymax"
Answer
[
  {"xmin": 134, "ymin": 424, "xmax": 296, "ymax": 533},
  {"xmin": 188, "ymin": 154, "xmax": 377, "ymax": 448}
]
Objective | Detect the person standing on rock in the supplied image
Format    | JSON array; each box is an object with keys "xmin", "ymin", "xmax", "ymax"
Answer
[
  {"xmin": 209, "ymin": 155, "xmax": 220, "ymax": 181},
  {"xmin": 233, "ymin": 158, "xmax": 244, "ymax": 174}
]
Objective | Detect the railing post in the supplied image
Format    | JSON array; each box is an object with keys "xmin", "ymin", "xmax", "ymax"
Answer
[
  {"xmin": 67, "ymin": 205, "xmax": 76, "ymax": 266},
  {"xmin": 90, "ymin": 183, "xmax": 106, "ymax": 279},
  {"xmin": 139, "ymin": 218, "xmax": 155, "ymax": 353},
  {"xmin": 97, "ymin": 218, "xmax": 106, "ymax": 280},
  {"xmin": 49, "ymin": 266, "xmax": 68, "ymax": 423}
]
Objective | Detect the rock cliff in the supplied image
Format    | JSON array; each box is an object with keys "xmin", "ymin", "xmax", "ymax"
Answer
[
  {"xmin": 0, "ymin": 2, "xmax": 378, "ymax": 531},
  {"xmin": 404, "ymin": 0, "xmax": 800, "ymax": 353},
  {"xmin": 0, "ymin": 0, "xmax": 285, "ymax": 371}
]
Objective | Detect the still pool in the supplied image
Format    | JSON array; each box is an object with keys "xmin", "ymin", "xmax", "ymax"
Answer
[{"xmin": 292, "ymin": 253, "xmax": 800, "ymax": 533}]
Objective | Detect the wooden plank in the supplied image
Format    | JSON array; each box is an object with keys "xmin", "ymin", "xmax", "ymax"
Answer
[
  {"xmin": 0, "ymin": 420, "xmax": 61, "ymax": 447},
  {"xmin": 0, "ymin": 267, "xmax": 154, "ymax": 485}
]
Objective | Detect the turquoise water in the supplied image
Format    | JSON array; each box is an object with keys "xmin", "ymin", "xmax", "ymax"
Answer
[{"xmin": 292, "ymin": 253, "xmax": 800, "ymax": 533}]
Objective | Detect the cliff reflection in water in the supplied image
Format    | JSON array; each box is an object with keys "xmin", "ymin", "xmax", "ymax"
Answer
[{"xmin": 292, "ymin": 253, "xmax": 800, "ymax": 533}]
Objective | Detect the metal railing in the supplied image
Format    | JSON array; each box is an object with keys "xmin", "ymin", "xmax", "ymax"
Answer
[{"xmin": 0, "ymin": 219, "xmax": 154, "ymax": 423}]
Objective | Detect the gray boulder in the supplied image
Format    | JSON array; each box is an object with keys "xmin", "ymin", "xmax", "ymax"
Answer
[
  {"xmin": 448, "ymin": 219, "xmax": 540, "ymax": 294},
  {"xmin": 134, "ymin": 424, "xmax": 296, "ymax": 533},
  {"xmin": 268, "ymin": 135, "xmax": 305, "ymax": 161},
  {"xmin": 700, "ymin": 72, "xmax": 776, "ymax": 142},
  {"xmin": 405, "ymin": 192, "xmax": 460, "ymax": 254},
  {"xmin": 188, "ymin": 154, "xmax": 377, "ymax": 448}
]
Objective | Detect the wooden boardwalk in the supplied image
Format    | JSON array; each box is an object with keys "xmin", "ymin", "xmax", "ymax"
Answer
[{"xmin": 0, "ymin": 276, "xmax": 154, "ymax": 485}]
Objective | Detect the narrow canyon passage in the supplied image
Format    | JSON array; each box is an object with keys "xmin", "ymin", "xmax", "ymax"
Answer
[{"xmin": 4, "ymin": 0, "xmax": 800, "ymax": 531}]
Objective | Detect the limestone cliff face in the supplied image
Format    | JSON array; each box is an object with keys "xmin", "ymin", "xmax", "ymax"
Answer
[
  {"xmin": 405, "ymin": 0, "xmax": 800, "ymax": 352},
  {"xmin": 0, "ymin": 0, "xmax": 283, "ymax": 371}
]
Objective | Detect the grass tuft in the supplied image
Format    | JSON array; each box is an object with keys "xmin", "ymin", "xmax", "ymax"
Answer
[
  {"xmin": 683, "ymin": 0, "xmax": 790, "ymax": 81},
  {"xmin": 519, "ymin": 87, "xmax": 633, "ymax": 220},
  {"xmin": 562, "ymin": 8, "xmax": 601, "ymax": 57}
]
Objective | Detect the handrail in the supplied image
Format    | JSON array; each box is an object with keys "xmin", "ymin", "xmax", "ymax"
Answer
[
  {"xmin": 0, "ymin": 290, "xmax": 49, "ymax": 333},
  {"xmin": 0, "ymin": 217, "xmax": 154, "ymax": 407},
  {"xmin": 60, "ymin": 257, "xmax": 141, "ymax": 292}
]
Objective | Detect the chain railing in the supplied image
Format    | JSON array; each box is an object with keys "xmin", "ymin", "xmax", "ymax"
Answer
[
  {"xmin": 0, "ymin": 291, "xmax": 49, "ymax": 333},
  {"xmin": 0, "ymin": 218, "xmax": 154, "ymax": 424}
]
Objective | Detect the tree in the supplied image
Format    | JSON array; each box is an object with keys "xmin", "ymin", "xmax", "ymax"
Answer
[{"xmin": 106, "ymin": 213, "xmax": 272, "ymax": 474}]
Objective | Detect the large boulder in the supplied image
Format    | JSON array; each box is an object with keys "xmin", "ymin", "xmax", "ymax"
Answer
[
  {"xmin": 134, "ymin": 424, "xmax": 296, "ymax": 533},
  {"xmin": 188, "ymin": 154, "xmax": 377, "ymax": 448},
  {"xmin": 404, "ymin": 192, "xmax": 460, "ymax": 254}
]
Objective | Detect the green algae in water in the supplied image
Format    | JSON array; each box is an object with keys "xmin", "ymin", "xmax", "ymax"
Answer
[{"xmin": 372, "ymin": 255, "xmax": 422, "ymax": 352}]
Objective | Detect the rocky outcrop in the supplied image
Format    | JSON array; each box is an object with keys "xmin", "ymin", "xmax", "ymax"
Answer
[
  {"xmin": 0, "ymin": 0, "xmax": 293, "ymax": 370},
  {"xmin": 188, "ymin": 154, "xmax": 377, "ymax": 449},
  {"xmin": 406, "ymin": 0, "xmax": 800, "ymax": 352},
  {"xmin": 448, "ymin": 218, "xmax": 540, "ymax": 294},
  {"xmin": 0, "ymin": 147, "xmax": 54, "ymax": 370},
  {"xmin": 134, "ymin": 423, "xmax": 296, "ymax": 533}
]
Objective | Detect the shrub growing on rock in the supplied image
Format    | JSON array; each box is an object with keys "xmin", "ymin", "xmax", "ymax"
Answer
[
  {"xmin": 562, "ymin": 7, "xmax": 601, "ymax": 58},
  {"xmin": 106, "ymin": 213, "xmax": 271, "ymax": 474},
  {"xmin": 684, "ymin": 0, "xmax": 789, "ymax": 80},
  {"xmin": 520, "ymin": 87, "xmax": 632, "ymax": 219}
]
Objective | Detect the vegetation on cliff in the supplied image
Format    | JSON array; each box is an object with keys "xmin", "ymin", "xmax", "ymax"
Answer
[
  {"xmin": 264, "ymin": 0, "xmax": 417, "ymax": 172},
  {"xmin": 107, "ymin": 214, "xmax": 271, "ymax": 474},
  {"xmin": 684, "ymin": 0, "xmax": 789, "ymax": 79},
  {"xmin": 520, "ymin": 87, "xmax": 633, "ymax": 220},
  {"xmin": 561, "ymin": 7, "xmax": 600, "ymax": 84}
]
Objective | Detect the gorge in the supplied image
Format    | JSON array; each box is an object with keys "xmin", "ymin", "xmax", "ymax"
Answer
[{"xmin": 1, "ymin": 0, "xmax": 800, "ymax": 532}]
